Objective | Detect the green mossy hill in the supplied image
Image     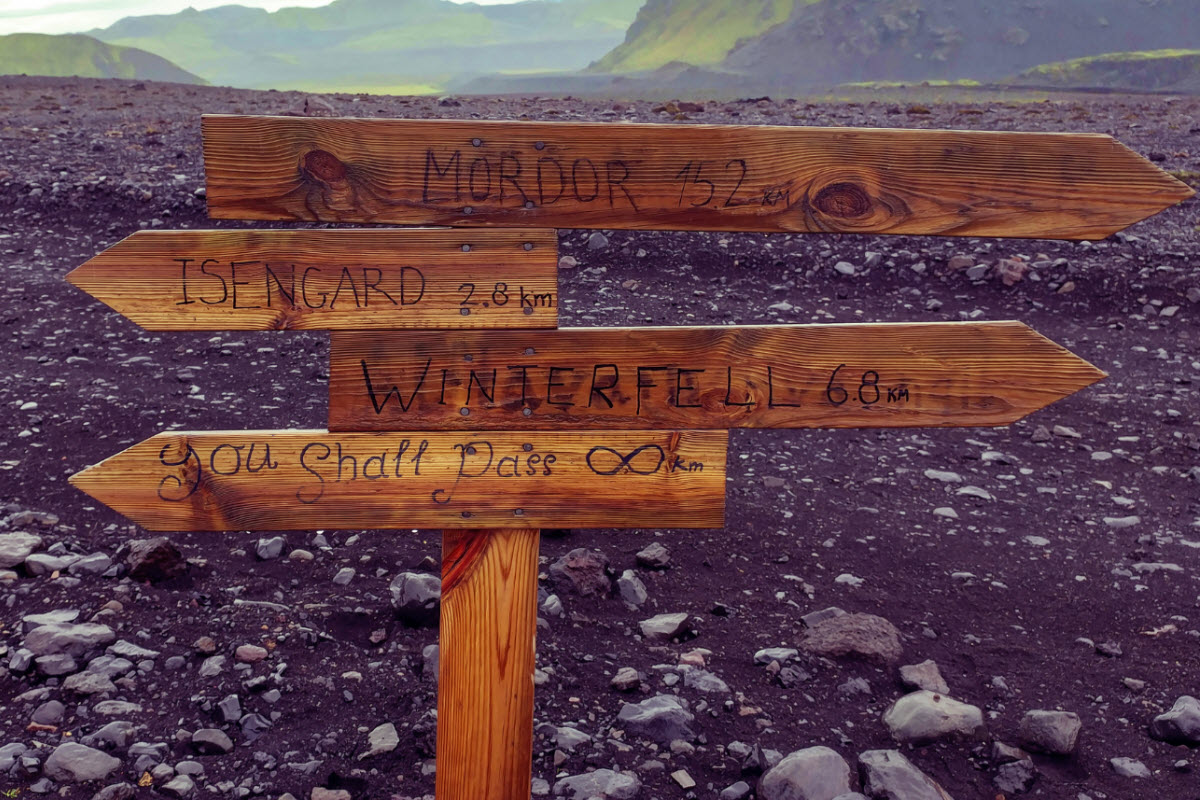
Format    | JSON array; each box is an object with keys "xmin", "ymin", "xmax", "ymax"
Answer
[
  {"xmin": 91, "ymin": 0, "xmax": 642, "ymax": 92},
  {"xmin": 0, "ymin": 33, "xmax": 205, "ymax": 84},
  {"xmin": 589, "ymin": 0, "xmax": 818, "ymax": 74},
  {"xmin": 1015, "ymin": 50, "xmax": 1200, "ymax": 93}
]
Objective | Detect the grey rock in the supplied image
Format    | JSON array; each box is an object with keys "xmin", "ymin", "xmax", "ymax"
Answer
[
  {"xmin": 586, "ymin": 232, "xmax": 609, "ymax": 251},
  {"xmin": 636, "ymin": 541, "xmax": 671, "ymax": 568},
  {"xmin": 759, "ymin": 746, "xmax": 852, "ymax": 800},
  {"xmin": 69, "ymin": 553, "xmax": 113, "ymax": 576},
  {"xmin": 0, "ymin": 531, "xmax": 42, "ymax": 567},
  {"xmin": 554, "ymin": 768, "xmax": 640, "ymax": 799},
  {"xmin": 175, "ymin": 761, "xmax": 204, "ymax": 776},
  {"xmin": 422, "ymin": 643, "xmax": 439, "ymax": 682},
  {"xmin": 616, "ymin": 695, "xmax": 694, "ymax": 744},
  {"xmin": 1104, "ymin": 515, "xmax": 1141, "ymax": 529},
  {"xmin": 858, "ymin": 749, "xmax": 952, "ymax": 800},
  {"xmin": 161, "ymin": 775, "xmax": 195, "ymax": 798},
  {"xmin": 358, "ymin": 722, "xmax": 399, "ymax": 759},
  {"xmin": 682, "ymin": 668, "xmax": 729, "ymax": 693},
  {"xmin": 555, "ymin": 726, "xmax": 591, "ymax": 752},
  {"xmin": 720, "ymin": 781, "xmax": 752, "ymax": 800},
  {"xmin": 128, "ymin": 742, "xmax": 169, "ymax": 762},
  {"xmin": 883, "ymin": 691, "xmax": 984, "ymax": 743},
  {"xmin": 899, "ymin": 660, "xmax": 950, "ymax": 694},
  {"xmin": 25, "ymin": 553, "xmax": 81, "ymax": 575},
  {"xmin": 125, "ymin": 537, "xmax": 186, "ymax": 582},
  {"xmin": 1110, "ymin": 757, "xmax": 1151, "ymax": 778},
  {"xmin": 831, "ymin": 795, "xmax": 868, "ymax": 800},
  {"xmin": 755, "ymin": 647, "xmax": 799, "ymax": 665},
  {"xmin": 549, "ymin": 548, "xmax": 611, "ymax": 596},
  {"xmin": 801, "ymin": 613, "xmax": 902, "ymax": 665},
  {"xmin": 217, "ymin": 694, "xmax": 242, "ymax": 723},
  {"xmin": 240, "ymin": 713, "xmax": 271, "ymax": 739},
  {"xmin": 390, "ymin": 572, "xmax": 441, "ymax": 626},
  {"xmin": 611, "ymin": 666, "xmax": 640, "ymax": 691},
  {"xmin": 63, "ymin": 671, "xmax": 117, "ymax": 695},
  {"xmin": 332, "ymin": 567, "xmax": 355, "ymax": 585},
  {"xmin": 36, "ymin": 653, "xmax": 79, "ymax": 675},
  {"xmin": 43, "ymin": 742, "xmax": 122, "ymax": 783},
  {"xmin": 24, "ymin": 622, "xmax": 116, "ymax": 658},
  {"xmin": 107, "ymin": 639, "xmax": 160, "ymax": 659},
  {"xmin": 923, "ymin": 469, "xmax": 962, "ymax": 483},
  {"xmin": 0, "ymin": 743, "xmax": 26, "ymax": 771},
  {"xmin": 1149, "ymin": 696, "xmax": 1200, "ymax": 745},
  {"xmin": 617, "ymin": 570, "xmax": 647, "ymax": 606},
  {"xmin": 93, "ymin": 701, "xmax": 142, "ymax": 715},
  {"xmin": 639, "ymin": 612, "xmax": 689, "ymax": 640},
  {"xmin": 1018, "ymin": 710, "xmax": 1081, "ymax": 755},
  {"xmin": 198, "ymin": 655, "xmax": 227, "ymax": 677},
  {"xmin": 994, "ymin": 759, "xmax": 1037, "ymax": 794},
  {"xmin": 22, "ymin": 608, "xmax": 79, "ymax": 631},
  {"xmin": 81, "ymin": 721, "xmax": 139, "ymax": 750},
  {"xmin": 191, "ymin": 728, "xmax": 234, "ymax": 755},
  {"xmin": 90, "ymin": 784, "xmax": 136, "ymax": 800},
  {"xmin": 32, "ymin": 700, "xmax": 65, "ymax": 725},
  {"xmin": 9, "ymin": 648, "xmax": 33, "ymax": 672},
  {"xmin": 256, "ymin": 536, "xmax": 285, "ymax": 560}
]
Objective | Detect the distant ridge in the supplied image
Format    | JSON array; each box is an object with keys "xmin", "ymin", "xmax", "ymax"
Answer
[
  {"xmin": 0, "ymin": 33, "xmax": 205, "ymax": 85},
  {"xmin": 1014, "ymin": 50, "xmax": 1200, "ymax": 94},
  {"xmin": 90, "ymin": 0, "xmax": 643, "ymax": 93}
]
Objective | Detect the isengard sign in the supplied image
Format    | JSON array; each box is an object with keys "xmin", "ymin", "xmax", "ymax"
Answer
[{"xmin": 66, "ymin": 115, "xmax": 1191, "ymax": 800}]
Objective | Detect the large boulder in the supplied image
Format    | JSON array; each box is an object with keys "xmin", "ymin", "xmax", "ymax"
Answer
[
  {"xmin": 801, "ymin": 613, "xmax": 902, "ymax": 665},
  {"xmin": 616, "ymin": 695, "xmax": 694, "ymax": 745},
  {"xmin": 23, "ymin": 622, "xmax": 116, "ymax": 658},
  {"xmin": 1148, "ymin": 696, "xmax": 1200, "ymax": 746},
  {"xmin": 858, "ymin": 750, "xmax": 953, "ymax": 800},
  {"xmin": 125, "ymin": 537, "xmax": 186, "ymax": 582},
  {"xmin": 554, "ymin": 769, "xmax": 641, "ymax": 799},
  {"xmin": 43, "ymin": 742, "xmax": 122, "ymax": 783},
  {"xmin": 759, "ymin": 746, "xmax": 853, "ymax": 800},
  {"xmin": 389, "ymin": 572, "xmax": 441, "ymax": 626},
  {"xmin": 882, "ymin": 691, "xmax": 983, "ymax": 744},
  {"xmin": 548, "ymin": 548, "xmax": 611, "ymax": 596},
  {"xmin": 1018, "ymin": 710, "xmax": 1081, "ymax": 755},
  {"xmin": 0, "ymin": 531, "xmax": 42, "ymax": 568}
]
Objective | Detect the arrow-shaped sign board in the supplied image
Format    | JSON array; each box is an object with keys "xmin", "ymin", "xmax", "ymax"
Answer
[
  {"xmin": 66, "ymin": 229, "xmax": 558, "ymax": 330},
  {"xmin": 69, "ymin": 430, "xmax": 727, "ymax": 531},
  {"xmin": 328, "ymin": 322, "xmax": 1105, "ymax": 431},
  {"xmin": 202, "ymin": 116, "xmax": 1193, "ymax": 239}
]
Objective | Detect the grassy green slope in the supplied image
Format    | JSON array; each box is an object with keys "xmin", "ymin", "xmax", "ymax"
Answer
[
  {"xmin": 0, "ymin": 32, "xmax": 206, "ymax": 83},
  {"xmin": 1016, "ymin": 49, "xmax": 1200, "ymax": 92},
  {"xmin": 589, "ymin": 0, "xmax": 815, "ymax": 73}
]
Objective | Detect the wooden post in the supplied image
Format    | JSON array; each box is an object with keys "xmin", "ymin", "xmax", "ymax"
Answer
[{"xmin": 437, "ymin": 528, "xmax": 540, "ymax": 800}]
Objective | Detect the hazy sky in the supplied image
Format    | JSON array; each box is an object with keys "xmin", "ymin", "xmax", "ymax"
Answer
[{"xmin": 1, "ymin": 0, "xmax": 525, "ymax": 35}]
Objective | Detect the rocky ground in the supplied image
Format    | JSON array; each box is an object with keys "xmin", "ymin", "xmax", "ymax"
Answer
[{"xmin": 0, "ymin": 76, "xmax": 1198, "ymax": 800}]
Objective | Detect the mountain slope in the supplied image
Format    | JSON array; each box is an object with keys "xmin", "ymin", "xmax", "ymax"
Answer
[
  {"xmin": 1014, "ymin": 49, "xmax": 1200, "ymax": 93},
  {"xmin": 721, "ymin": 0, "xmax": 1200, "ymax": 87},
  {"xmin": 589, "ymin": 0, "xmax": 816, "ymax": 73},
  {"xmin": 90, "ymin": 0, "xmax": 644, "ymax": 92},
  {"xmin": 0, "ymin": 33, "xmax": 205, "ymax": 84}
]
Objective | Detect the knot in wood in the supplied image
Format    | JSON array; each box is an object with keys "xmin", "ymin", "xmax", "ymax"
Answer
[
  {"xmin": 302, "ymin": 149, "xmax": 347, "ymax": 183},
  {"xmin": 813, "ymin": 182, "xmax": 872, "ymax": 219}
]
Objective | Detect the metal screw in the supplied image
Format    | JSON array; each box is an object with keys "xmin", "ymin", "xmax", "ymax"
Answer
[
  {"xmin": 461, "ymin": 244, "xmax": 471, "ymax": 252},
  {"xmin": 463, "ymin": 206, "xmax": 473, "ymax": 215},
  {"xmin": 471, "ymin": 138, "xmax": 482, "ymax": 147},
  {"xmin": 522, "ymin": 408, "xmax": 532, "ymax": 417},
  {"xmin": 524, "ymin": 201, "xmax": 534, "ymax": 210},
  {"xmin": 523, "ymin": 241, "xmax": 534, "ymax": 250},
  {"xmin": 514, "ymin": 509, "xmax": 524, "ymax": 516},
  {"xmin": 464, "ymin": 354, "xmax": 473, "ymax": 362},
  {"xmin": 523, "ymin": 307, "xmax": 534, "ymax": 315},
  {"xmin": 460, "ymin": 308, "xmax": 470, "ymax": 316},
  {"xmin": 524, "ymin": 347, "xmax": 535, "ymax": 355},
  {"xmin": 522, "ymin": 443, "xmax": 533, "ymax": 452},
  {"xmin": 534, "ymin": 141, "xmax": 545, "ymax": 150},
  {"xmin": 460, "ymin": 408, "xmax": 470, "ymax": 417}
]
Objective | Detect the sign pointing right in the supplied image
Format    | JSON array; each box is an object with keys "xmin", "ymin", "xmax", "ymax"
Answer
[{"xmin": 328, "ymin": 321, "xmax": 1106, "ymax": 431}]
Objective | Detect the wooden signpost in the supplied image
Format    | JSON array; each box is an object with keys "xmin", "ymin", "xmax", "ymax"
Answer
[{"xmin": 67, "ymin": 114, "xmax": 1191, "ymax": 800}]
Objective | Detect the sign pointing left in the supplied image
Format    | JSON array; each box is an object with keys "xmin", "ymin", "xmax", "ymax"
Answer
[
  {"xmin": 69, "ymin": 430, "xmax": 727, "ymax": 531},
  {"xmin": 66, "ymin": 229, "xmax": 558, "ymax": 330}
]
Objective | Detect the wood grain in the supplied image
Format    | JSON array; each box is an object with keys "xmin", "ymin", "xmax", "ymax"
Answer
[
  {"xmin": 437, "ymin": 528, "xmax": 539, "ymax": 800},
  {"xmin": 201, "ymin": 115, "xmax": 1192, "ymax": 239},
  {"xmin": 68, "ymin": 430, "xmax": 727, "ymax": 531},
  {"xmin": 65, "ymin": 229, "xmax": 557, "ymax": 330},
  {"xmin": 327, "ymin": 322, "xmax": 1106, "ymax": 431}
]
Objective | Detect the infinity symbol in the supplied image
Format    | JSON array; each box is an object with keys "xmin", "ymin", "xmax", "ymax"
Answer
[{"xmin": 586, "ymin": 444, "xmax": 666, "ymax": 476}]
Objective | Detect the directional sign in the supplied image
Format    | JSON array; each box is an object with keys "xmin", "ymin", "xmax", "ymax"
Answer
[
  {"xmin": 69, "ymin": 430, "xmax": 727, "ymax": 531},
  {"xmin": 327, "ymin": 322, "xmax": 1105, "ymax": 431},
  {"xmin": 66, "ymin": 229, "xmax": 558, "ymax": 330},
  {"xmin": 202, "ymin": 116, "xmax": 1193, "ymax": 239}
]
